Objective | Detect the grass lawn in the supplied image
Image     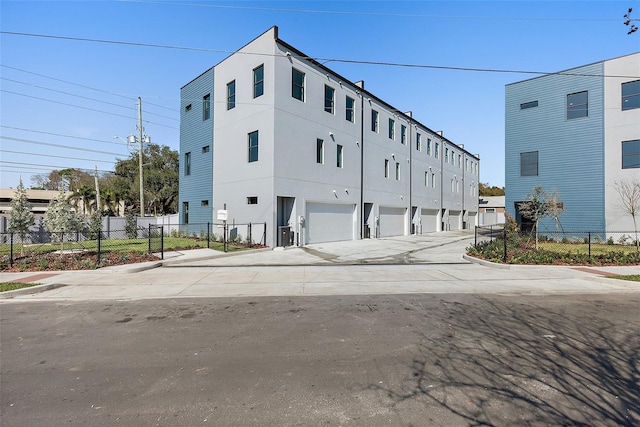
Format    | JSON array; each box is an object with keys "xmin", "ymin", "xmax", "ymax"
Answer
[
  {"xmin": 537, "ymin": 242, "xmax": 639, "ymax": 255},
  {"xmin": 0, "ymin": 282, "xmax": 40, "ymax": 292},
  {"xmin": 610, "ymin": 275, "xmax": 640, "ymax": 282}
]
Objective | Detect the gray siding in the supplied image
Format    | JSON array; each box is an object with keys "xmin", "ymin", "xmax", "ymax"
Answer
[
  {"xmin": 505, "ymin": 62, "xmax": 605, "ymax": 231},
  {"xmin": 179, "ymin": 68, "xmax": 214, "ymax": 228}
]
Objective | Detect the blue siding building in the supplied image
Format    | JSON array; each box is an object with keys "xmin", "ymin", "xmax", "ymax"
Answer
[
  {"xmin": 179, "ymin": 67, "xmax": 214, "ymax": 231},
  {"xmin": 505, "ymin": 53, "xmax": 640, "ymax": 234}
]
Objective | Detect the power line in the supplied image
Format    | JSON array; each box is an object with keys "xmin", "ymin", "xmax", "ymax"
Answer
[
  {"xmin": 1, "ymin": 125, "xmax": 129, "ymax": 147},
  {"xmin": 1, "ymin": 136, "xmax": 128, "ymax": 156},
  {"xmin": 0, "ymin": 149, "xmax": 117, "ymax": 164},
  {"xmin": 2, "ymin": 31, "xmax": 637, "ymax": 78},
  {"xmin": 0, "ymin": 160, "xmax": 114, "ymax": 173}
]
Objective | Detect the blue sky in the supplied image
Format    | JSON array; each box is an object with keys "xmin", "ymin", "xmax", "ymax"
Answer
[{"xmin": 1, "ymin": 0, "xmax": 639, "ymax": 190}]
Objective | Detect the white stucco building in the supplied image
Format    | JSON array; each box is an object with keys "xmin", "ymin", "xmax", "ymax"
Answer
[{"xmin": 180, "ymin": 27, "xmax": 480, "ymax": 247}]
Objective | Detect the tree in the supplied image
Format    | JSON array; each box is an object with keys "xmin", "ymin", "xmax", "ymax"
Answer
[
  {"xmin": 479, "ymin": 183, "xmax": 505, "ymax": 196},
  {"xmin": 8, "ymin": 178, "xmax": 34, "ymax": 256},
  {"xmin": 547, "ymin": 188, "xmax": 565, "ymax": 242},
  {"xmin": 44, "ymin": 190, "xmax": 82, "ymax": 251},
  {"xmin": 69, "ymin": 184, "xmax": 96, "ymax": 216},
  {"xmin": 614, "ymin": 179, "xmax": 640, "ymax": 251},
  {"xmin": 31, "ymin": 168, "xmax": 94, "ymax": 191},
  {"xmin": 517, "ymin": 186, "xmax": 563, "ymax": 250}
]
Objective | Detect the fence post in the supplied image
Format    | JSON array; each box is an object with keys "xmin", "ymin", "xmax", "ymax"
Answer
[
  {"xmin": 474, "ymin": 226, "xmax": 477, "ymax": 247},
  {"xmin": 207, "ymin": 222, "xmax": 210, "ymax": 249},
  {"xmin": 588, "ymin": 232, "xmax": 591, "ymax": 260},
  {"xmin": 248, "ymin": 222, "xmax": 252, "ymax": 248},
  {"xmin": 223, "ymin": 222, "xmax": 228, "ymax": 253},
  {"xmin": 503, "ymin": 227, "xmax": 507, "ymax": 263},
  {"xmin": 148, "ymin": 224, "xmax": 152, "ymax": 253},
  {"xmin": 96, "ymin": 229, "xmax": 101, "ymax": 265},
  {"xmin": 10, "ymin": 232, "xmax": 14, "ymax": 268},
  {"xmin": 263, "ymin": 222, "xmax": 267, "ymax": 247},
  {"xmin": 160, "ymin": 226, "xmax": 164, "ymax": 260}
]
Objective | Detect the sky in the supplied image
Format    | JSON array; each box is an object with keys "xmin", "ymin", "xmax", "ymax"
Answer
[{"xmin": 1, "ymin": 0, "xmax": 639, "ymax": 190}]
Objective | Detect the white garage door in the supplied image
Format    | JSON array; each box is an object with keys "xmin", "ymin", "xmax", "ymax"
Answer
[
  {"xmin": 466, "ymin": 212, "xmax": 477, "ymax": 229},
  {"xmin": 449, "ymin": 210, "xmax": 462, "ymax": 230},
  {"xmin": 306, "ymin": 202, "xmax": 355, "ymax": 244},
  {"xmin": 421, "ymin": 209, "xmax": 439, "ymax": 233},
  {"xmin": 379, "ymin": 206, "xmax": 405, "ymax": 237}
]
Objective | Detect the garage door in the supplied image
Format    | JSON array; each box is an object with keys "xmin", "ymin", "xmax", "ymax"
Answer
[
  {"xmin": 306, "ymin": 202, "xmax": 355, "ymax": 244},
  {"xmin": 466, "ymin": 212, "xmax": 477, "ymax": 229},
  {"xmin": 379, "ymin": 206, "xmax": 405, "ymax": 237},
  {"xmin": 449, "ymin": 210, "xmax": 462, "ymax": 230},
  {"xmin": 420, "ymin": 209, "xmax": 439, "ymax": 233}
]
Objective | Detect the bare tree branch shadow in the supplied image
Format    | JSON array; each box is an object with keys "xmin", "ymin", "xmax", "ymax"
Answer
[{"xmin": 370, "ymin": 297, "xmax": 640, "ymax": 426}]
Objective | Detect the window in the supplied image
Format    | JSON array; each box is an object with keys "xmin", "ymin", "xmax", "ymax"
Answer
[
  {"xmin": 445, "ymin": 148, "xmax": 449, "ymax": 163},
  {"xmin": 622, "ymin": 80, "xmax": 640, "ymax": 111},
  {"xmin": 395, "ymin": 162, "xmax": 400, "ymax": 180},
  {"xmin": 371, "ymin": 110, "xmax": 379, "ymax": 132},
  {"xmin": 384, "ymin": 159, "xmax": 389, "ymax": 178},
  {"xmin": 485, "ymin": 208, "xmax": 496, "ymax": 213},
  {"xmin": 202, "ymin": 145, "xmax": 210, "ymax": 154},
  {"xmin": 401, "ymin": 125, "xmax": 407, "ymax": 145},
  {"xmin": 435, "ymin": 142, "xmax": 439, "ymax": 159},
  {"xmin": 424, "ymin": 171, "xmax": 428, "ymax": 186},
  {"xmin": 520, "ymin": 151, "xmax": 538, "ymax": 176},
  {"xmin": 316, "ymin": 139, "xmax": 324, "ymax": 164},
  {"xmin": 185, "ymin": 104, "xmax": 192, "ymax": 112},
  {"xmin": 324, "ymin": 85, "xmax": 335, "ymax": 114},
  {"xmin": 253, "ymin": 64, "xmax": 264, "ymax": 98},
  {"xmin": 201, "ymin": 200, "xmax": 209, "ymax": 207},
  {"xmin": 182, "ymin": 202, "xmax": 189, "ymax": 224},
  {"xmin": 247, "ymin": 197, "xmax": 258, "ymax": 205},
  {"xmin": 292, "ymin": 68, "xmax": 305, "ymax": 101},
  {"xmin": 431, "ymin": 172, "xmax": 436, "ymax": 188},
  {"xmin": 388, "ymin": 118, "xmax": 395, "ymax": 140},
  {"xmin": 345, "ymin": 96, "xmax": 355, "ymax": 122},
  {"xmin": 337, "ymin": 144, "xmax": 343, "ymax": 168},
  {"xmin": 567, "ymin": 91, "xmax": 588, "ymax": 119},
  {"xmin": 451, "ymin": 179, "xmax": 455, "ymax": 193},
  {"xmin": 184, "ymin": 152, "xmax": 191, "ymax": 176},
  {"xmin": 458, "ymin": 154, "xmax": 462, "ymax": 168},
  {"xmin": 248, "ymin": 131, "xmax": 259, "ymax": 162},
  {"xmin": 622, "ymin": 139, "xmax": 640, "ymax": 169},
  {"xmin": 416, "ymin": 133, "xmax": 422, "ymax": 151},
  {"xmin": 520, "ymin": 100, "xmax": 539, "ymax": 110},
  {"xmin": 427, "ymin": 138, "xmax": 431, "ymax": 155},
  {"xmin": 202, "ymin": 94, "xmax": 211, "ymax": 120},
  {"xmin": 227, "ymin": 81, "xmax": 235, "ymax": 110}
]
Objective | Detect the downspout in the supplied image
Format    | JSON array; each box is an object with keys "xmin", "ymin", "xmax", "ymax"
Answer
[
  {"xmin": 359, "ymin": 85, "xmax": 365, "ymax": 239},
  {"xmin": 407, "ymin": 114, "xmax": 413, "ymax": 235}
]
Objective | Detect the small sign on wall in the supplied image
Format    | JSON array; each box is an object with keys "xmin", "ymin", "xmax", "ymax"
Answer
[{"xmin": 217, "ymin": 210, "xmax": 228, "ymax": 221}]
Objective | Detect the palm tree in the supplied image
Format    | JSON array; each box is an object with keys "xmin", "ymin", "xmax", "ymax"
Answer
[{"xmin": 69, "ymin": 185, "xmax": 96, "ymax": 216}]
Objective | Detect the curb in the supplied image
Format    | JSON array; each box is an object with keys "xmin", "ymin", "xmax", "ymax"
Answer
[
  {"xmin": 161, "ymin": 247, "xmax": 273, "ymax": 266},
  {"xmin": 462, "ymin": 254, "xmax": 511, "ymax": 269},
  {"xmin": 0, "ymin": 283, "xmax": 66, "ymax": 299}
]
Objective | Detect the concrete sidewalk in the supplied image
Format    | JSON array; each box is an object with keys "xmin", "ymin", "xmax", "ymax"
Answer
[{"xmin": 2, "ymin": 231, "xmax": 640, "ymax": 300}]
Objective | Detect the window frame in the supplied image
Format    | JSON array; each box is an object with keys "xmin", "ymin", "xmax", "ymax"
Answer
[
  {"xmin": 401, "ymin": 124, "xmax": 407, "ymax": 145},
  {"xmin": 248, "ymin": 130, "xmax": 259, "ymax": 163},
  {"xmin": 622, "ymin": 80, "xmax": 640, "ymax": 111},
  {"xmin": 253, "ymin": 64, "xmax": 264, "ymax": 98},
  {"xmin": 226, "ymin": 80, "xmax": 236, "ymax": 110},
  {"xmin": 316, "ymin": 138, "xmax": 324, "ymax": 164},
  {"xmin": 292, "ymin": 68, "xmax": 305, "ymax": 101},
  {"xmin": 622, "ymin": 139, "xmax": 640, "ymax": 169},
  {"xmin": 182, "ymin": 202, "xmax": 189, "ymax": 224},
  {"xmin": 384, "ymin": 159, "xmax": 389, "ymax": 178},
  {"xmin": 336, "ymin": 144, "xmax": 343, "ymax": 168},
  {"xmin": 202, "ymin": 94, "xmax": 211, "ymax": 120},
  {"xmin": 520, "ymin": 151, "xmax": 539, "ymax": 176},
  {"xmin": 202, "ymin": 145, "xmax": 210, "ymax": 154},
  {"xmin": 324, "ymin": 85, "xmax": 335, "ymax": 114},
  {"xmin": 520, "ymin": 100, "xmax": 539, "ymax": 110},
  {"xmin": 371, "ymin": 110, "xmax": 379, "ymax": 133},
  {"xmin": 395, "ymin": 162, "xmax": 400, "ymax": 180},
  {"xmin": 416, "ymin": 133, "xmax": 422, "ymax": 151},
  {"xmin": 388, "ymin": 118, "xmax": 395, "ymax": 140},
  {"xmin": 345, "ymin": 96, "xmax": 355, "ymax": 122},
  {"xmin": 184, "ymin": 152, "xmax": 191, "ymax": 176},
  {"xmin": 566, "ymin": 91, "xmax": 588, "ymax": 120},
  {"xmin": 247, "ymin": 196, "xmax": 258, "ymax": 205}
]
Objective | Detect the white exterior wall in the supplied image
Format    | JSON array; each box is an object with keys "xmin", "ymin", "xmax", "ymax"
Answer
[{"xmin": 604, "ymin": 53, "xmax": 640, "ymax": 232}]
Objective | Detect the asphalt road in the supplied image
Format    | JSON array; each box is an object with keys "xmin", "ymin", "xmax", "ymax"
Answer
[{"xmin": 2, "ymin": 293, "xmax": 639, "ymax": 426}]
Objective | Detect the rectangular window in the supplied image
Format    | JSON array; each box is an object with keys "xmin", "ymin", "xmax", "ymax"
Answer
[
  {"xmin": 184, "ymin": 152, "xmax": 191, "ymax": 176},
  {"xmin": 435, "ymin": 142, "xmax": 439, "ymax": 159},
  {"xmin": 445, "ymin": 148, "xmax": 449, "ymax": 163},
  {"xmin": 345, "ymin": 96, "xmax": 355, "ymax": 122},
  {"xmin": 395, "ymin": 162, "xmax": 400, "ymax": 180},
  {"xmin": 520, "ymin": 151, "xmax": 538, "ymax": 176},
  {"xmin": 401, "ymin": 125, "xmax": 407, "ymax": 145},
  {"xmin": 247, "ymin": 196, "xmax": 258, "ymax": 205},
  {"xmin": 292, "ymin": 68, "xmax": 305, "ymax": 101},
  {"xmin": 336, "ymin": 144, "xmax": 343, "ymax": 168},
  {"xmin": 458, "ymin": 154, "xmax": 462, "ymax": 167},
  {"xmin": 185, "ymin": 104, "xmax": 192, "ymax": 112},
  {"xmin": 202, "ymin": 94, "xmax": 211, "ymax": 120},
  {"xmin": 384, "ymin": 159, "xmax": 389, "ymax": 178},
  {"xmin": 427, "ymin": 138, "xmax": 431, "ymax": 155},
  {"xmin": 253, "ymin": 64, "xmax": 264, "ymax": 98},
  {"xmin": 622, "ymin": 80, "xmax": 640, "ymax": 111},
  {"xmin": 371, "ymin": 110, "xmax": 379, "ymax": 132},
  {"xmin": 201, "ymin": 200, "xmax": 209, "ymax": 207},
  {"xmin": 248, "ymin": 131, "xmax": 259, "ymax": 163},
  {"xmin": 227, "ymin": 80, "xmax": 236, "ymax": 110},
  {"xmin": 622, "ymin": 139, "xmax": 640, "ymax": 169},
  {"xmin": 182, "ymin": 202, "xmax": 189, "ymax": 224},
  {"xmin": 388, "ymin": 118, "xmax": 395, "ymax": 140},
  {"xmin": 324, "ymin": 85, "xmax": 335, "ymax": 114},
  {"xmin": 202, "ymin": 145, "xmax": 210, "ymax": 154},
  {"xmin": 567, "ymin": 91, "xmax": 588, "ymax": 119},
  {"xmin": 416, "ymin": 133, "xmax": 422, "ymax": 151},
  {"xmin": 520, "ymin": 100, "xmax": 539, "ymax": 110},
  {"xmin": 316, "ymin": 138, "xmax": 324, "ymax": 164},
  {"xmin": 431, "ymin": 172, "xmax": 436, "ymax": 188},
  {"xmin": 424, "ymin": 171, "xmax": 428, "ymax": 186}
]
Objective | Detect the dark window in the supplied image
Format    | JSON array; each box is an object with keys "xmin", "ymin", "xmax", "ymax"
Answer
[
  {"xmin": 182, "ymin": 202, "xmax": 189, "ymax": 224},
  {"xmin": 345, "ymin": 96, "xmax": 355, "ymax": 122},
  {"xmin": 185, "ymin": 104, "xmax": 192, "ymax": 112},
  {"xmin": 520, "ymin": 100, "xmax": 539, "ymax": 110},
  {"xmin": 336, "ymin": 144, "xmax": 343, "ymax": 168},
  {"xmin": 247, "ymin": 197, "xmax": 258, "ymax": 205},
  {"xmin": 384, "ymin": 159, "xmax": 389, "ymax": 178},
  {"xmin": 184, "ymin": 152, "xmax": 191, "ymax": 176},
  {"xmin": 401, "ymin": 125, "xmax": 407, "ymax": 145},
  {"xmin": 371, "ymin": 110, "xmax": 379, "ymax": 132},
  {"xmin": 201, "ymin": 200, "xmax": 209, "ymax": 207},
  {"xmin": 248, "ymin": 131, "xmax": 259, "ymax": 162},
  {"xmin": 202, "ymin": 145, "xmax": 210, "ymax": 154},
  {"xmin": 253, "ymin": 64, "xmax": 264, "ymax": 98},
  {"xmin": 227, "ymin": 80, "xmax": 236, "ymax": 110},
  {"xmin": 622, "ymin": 80, "xmax": 640, "ymax": 111},
  {"xmin": 316, "ymin": 138, "xmax": 324, "ymax": 164},
  {"xmin": 388, "ymin": 118, "xmax": 395, "ymax": 140},
  {"xmin": 292, "ymin": 68, "xmax": 305, "ymax": 101},
  {"xmin": 622, "ymin": 139, "xmax": 640, "ymax": 169},
  {"xmin": 567, "ymin": 91, "xmax": 588, "ymax": 119},
  {"xmin": 416, "ymin": 133, "xmax": 421, "ymax": 151},
  {"xmin": 520, "ymin": 151, "xmax": 538, "ymax": 176},
  {"xmin": 202, "ymin": 94, "xmax": 211, "ymax": 120},
  {"xmin": 395, "ymin": 162, "xmax": 400, "ymax": 180},
  {"xmin": 324, "ymin": 85, "xmax": 335, "ymax": 114}
]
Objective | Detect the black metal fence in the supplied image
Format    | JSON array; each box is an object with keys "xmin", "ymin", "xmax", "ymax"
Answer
[{"xmin": 474, "ymin": 225, "xmax": 640, "ymax": 263}]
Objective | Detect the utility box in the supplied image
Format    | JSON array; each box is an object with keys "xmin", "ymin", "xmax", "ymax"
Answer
[{"xmin": 278, "ymin": 226, "xmax": 293, "ymax": 247}]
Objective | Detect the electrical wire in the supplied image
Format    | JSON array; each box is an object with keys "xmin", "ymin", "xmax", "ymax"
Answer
[
  {"xmin": 1, "ymin": 126, "xmax": 129, "ymax": 147},
  {"xmin": 0, "ymin": 160, "xmax": 114, "ymax": 173},
  {"xmin": 0, "ymin": 136, "xmax": 127, "ymax": 156},
  {"xmin": 0, "ymin": 149, "xmax": 117, "ymax": 164}
]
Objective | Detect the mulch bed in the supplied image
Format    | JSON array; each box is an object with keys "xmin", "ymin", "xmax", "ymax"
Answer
[{"xmin": 2, "ymin": 251, "xmax": 160, "ymax": 272}]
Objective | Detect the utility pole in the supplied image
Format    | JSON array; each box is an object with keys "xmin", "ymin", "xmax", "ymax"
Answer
[{"xmin": 137, "ymin": 97, "xmax": 144, "ymax": 217}]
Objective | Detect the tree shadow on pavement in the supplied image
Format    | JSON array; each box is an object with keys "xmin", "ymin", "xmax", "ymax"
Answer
[{"xmin": 371, "ymin": 297, "xmax": 640, "ymax": 426}]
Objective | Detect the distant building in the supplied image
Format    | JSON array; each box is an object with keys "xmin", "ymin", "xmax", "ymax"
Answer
[
  {"xmin": 180, "ymin": 27, "xmax": 480, "ymax": 247},
  {"xmin": 505, "ymin": 52, "xmax": 640, "ymax": 233},
  {"xmin": 478, "ymin": 196, "xmax": 505, "ymax": 226}
]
